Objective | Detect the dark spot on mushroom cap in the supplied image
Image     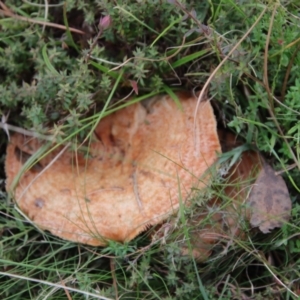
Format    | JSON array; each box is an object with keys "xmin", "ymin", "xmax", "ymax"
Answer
[
  {"xmin": 275, "ymin": 189, "xmax": 289, "ymax": 197},
  {"xmin": 160, "ymin": 179, "xmax": 166, "ymax": 187},
  {"xmin": 249, "ymin": 200, "xmax": 257, "ymax": 207},
  {"xmin": 34, "ymin": 198, "xmax": 45, "ymax": 208},
  {"xmin": 139, "ymin": 170, "xmax": 154, "ymax": 179},
  {"xmin": 60, "ymin": 188, "xmax": 71, "ymax": 195}
]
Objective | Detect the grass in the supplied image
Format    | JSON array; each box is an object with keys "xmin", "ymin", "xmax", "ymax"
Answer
[{"xmin": 1, "ymin": 0, "xmax": 300, "ymax": 299}]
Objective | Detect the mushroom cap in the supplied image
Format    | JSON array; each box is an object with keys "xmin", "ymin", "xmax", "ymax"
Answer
[{"xmin": 5, "ymin": 92, "xmax": 221, "ymax": 246}]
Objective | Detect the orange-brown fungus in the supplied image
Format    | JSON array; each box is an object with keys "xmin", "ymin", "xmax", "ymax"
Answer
[{"xmin": 5, "ymin": 92, "xmax": 221, "ymax": 246}]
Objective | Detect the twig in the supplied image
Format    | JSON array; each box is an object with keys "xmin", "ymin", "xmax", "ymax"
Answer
[
  {"xmin": 0, "ymin": 271, "xmax": 113, "ymax": 300},
  {"xmin": 15, "ymin": 143, "xmax": 70, "ymax": 201},
  {"xmin": 59, "ymin": 277, "xmax": 73, "ymax": 300},
  {"xmin": 0, "ymin": 1, "xmax": 11, "ymax": 12},
  {"xmin": 262, "ymin": 260, "xmax": 298, "ymax": 298},
  {"xmin": 132, "ymin": 171, "xmax": 143, "ymax": 211},
  {"xmin": 281, "ymin": 42, "xmax": 300, "ymax": 100},
  {"xmin": 0, "ymin": 7, "xmax": 85, "ymax": 35},
  {"xmin": 85, "ymin": 28, "xmax": 103, "ymax": 63},
  {"xmin": 275, "ymin": 163, "xmax": 298, "ymax": 175},
  {"xmin": 0, "ymin": 122, "xmax": 54, "ymax": 141},
  {"xmin": 193, "ymin": 6, "xmax": 268, "ymax": 144},
  {"xmin": 263, "ymin": 4, "xmax": 278, "ymax": 113},
  {"xmin": 110, "ymin": 258, "xmax": 119, "ymax": 300}
]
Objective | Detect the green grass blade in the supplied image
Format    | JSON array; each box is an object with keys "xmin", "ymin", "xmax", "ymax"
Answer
[
  {"xmin": 171, "ymin": 49, "xmax": 208, "ymax": 68},
  {"xmin": 90, "ymin": 61, "xmax": 121, "ymax": 80},
  {"xmin": 41, "ymin": 44, "xmax": 59, "ymax": 75},
  {"xmin": 62, "ymin": 3, "xmax": 79, "ymax": 52},
  {"xmin": 163, "ymin": 85, "xmax": 182, "ymax": 109}
]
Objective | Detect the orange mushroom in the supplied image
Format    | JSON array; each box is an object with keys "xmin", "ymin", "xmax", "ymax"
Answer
[{"xmin": 5, "ymin": 92, "xmax": 221, "ymax": 246}]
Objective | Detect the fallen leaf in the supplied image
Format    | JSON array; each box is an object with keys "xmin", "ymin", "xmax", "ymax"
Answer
[
  {"xmin": 181, "ymin": 131, "xmax": 292, "ymax": 261},
  {"xmin": 248, "ymin": 163, "xmax": 291, "ymax": 233}
]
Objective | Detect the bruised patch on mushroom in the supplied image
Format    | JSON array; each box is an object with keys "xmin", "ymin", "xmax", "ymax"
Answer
[{"xmin": 34, "ymin": 198, "xmax": 45, "ymax": 208}]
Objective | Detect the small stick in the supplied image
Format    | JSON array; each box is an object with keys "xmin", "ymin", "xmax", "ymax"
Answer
[
  {"xmin": 132, "ymin": 171, "xmax": 143, "ymax": 210},
  {"xmin": 0, "ymin": 7, "xmax": 85, "ymax": 34},
  {"xmin": 110, "ymin": 258, "xmax": 119, "ymax": 300},
  {"xmin": 0, "ymin": 121, "xmax": 54, "ymax": 141}
]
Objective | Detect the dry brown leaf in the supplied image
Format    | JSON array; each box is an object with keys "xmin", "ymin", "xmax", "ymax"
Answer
[
  {"xmin": 248, "ymin": 163, "xmax": 291, "ymax": 233},
  {"xmin": 173, "ymin": 131, "xmax": 263, "ymax": 261},
  {"xmin": 215, "ymin": 130, "xmax": 291, "ymax": 234},
  {"xmin": 5, "ymin": 92, "xmax": 221, "ymax": 246},
  {"xmin": 180, "ymin": 131, "xmax": 291, "ymax": 261}
]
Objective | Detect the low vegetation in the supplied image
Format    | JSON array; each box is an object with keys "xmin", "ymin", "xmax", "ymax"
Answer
[{"xmin": 1, "ymin": 0, "xmax": 300, "ymax": 299}]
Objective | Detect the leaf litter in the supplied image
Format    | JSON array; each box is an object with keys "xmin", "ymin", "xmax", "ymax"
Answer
[{"xmin": 248, "ymin": 163, "xmax": 291, "ymax": 233}]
